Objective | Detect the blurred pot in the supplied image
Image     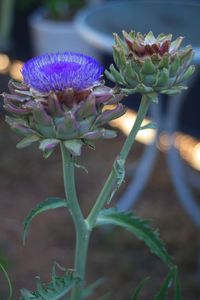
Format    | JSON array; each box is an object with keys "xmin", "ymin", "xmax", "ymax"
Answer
[{"xmin": 28, "ymin": 8, "xmax": 100, "ymax": 59}]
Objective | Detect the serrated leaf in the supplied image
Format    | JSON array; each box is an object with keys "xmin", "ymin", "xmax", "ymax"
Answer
[
  {"xmin": 96, "ymin": 208, "xmax": 172, "ymax": 267},
  {"xmin": 23, "ymin": 197, "xmax": 68, "ymax": 244},
  {"xmin": 20, "ymin": 264, "xmax": 79, "ymax": 300},
  {"xmin": 132, "ymin": 277, "xmax": 150, "ymax": 300}
]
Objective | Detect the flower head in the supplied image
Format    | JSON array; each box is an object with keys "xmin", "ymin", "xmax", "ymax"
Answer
[
  {"xmin": 106, "ymin": 31, "xmax": 195, "ymax": 101},
  {"xmin": 2, "ymin": 52, "xmax": 126, "ymax": 157},
  {"xmin": 21, "ymin": 52, "xmax": 103, "ymax": 93}
]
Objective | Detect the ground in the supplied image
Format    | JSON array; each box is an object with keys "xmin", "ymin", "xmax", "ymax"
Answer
[{"xmin": 0, "ymin": 120, "xmax": 199, "ymax": 300}]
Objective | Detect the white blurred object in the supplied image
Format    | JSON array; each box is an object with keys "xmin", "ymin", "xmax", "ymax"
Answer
[{"xmin": 28, "ymin": 8, "xmax": 100, "ymax": 60}]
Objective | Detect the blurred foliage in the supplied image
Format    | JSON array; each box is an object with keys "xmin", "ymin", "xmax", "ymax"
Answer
[{"xmin": 17, "ymin": 0, "xmax": 86, "ymax": 20}]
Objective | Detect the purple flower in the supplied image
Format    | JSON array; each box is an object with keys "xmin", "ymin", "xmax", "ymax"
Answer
[{"xmin": 21, "ymin": 52, "xmax": 103, "ymax": 93}]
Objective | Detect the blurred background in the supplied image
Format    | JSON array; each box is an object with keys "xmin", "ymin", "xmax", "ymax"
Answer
[{"xmin": 0, "ymin": 0, "xmax": 200, "ymax": 299}]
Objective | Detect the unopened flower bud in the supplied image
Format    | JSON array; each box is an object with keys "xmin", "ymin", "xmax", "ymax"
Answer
[{"xmin": 106, "ymin": 31, "xmax": 195, "ymax": 102}]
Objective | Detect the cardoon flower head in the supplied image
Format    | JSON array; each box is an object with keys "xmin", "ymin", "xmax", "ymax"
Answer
[
  {"xmin": 2, "ymin": 52, "xmax": 126, "ymax": 157},
  {"xmin": 21, "ymin": 52, "xmax": 103, "ymax": 94},
  {"xmin": 106, "ymin": 31, "xmax": 195, "ymax": 101}
]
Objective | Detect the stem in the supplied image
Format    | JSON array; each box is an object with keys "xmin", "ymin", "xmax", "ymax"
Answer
[
  {"xmin": 60, "ymin": 143, "xmax": 90, "ymax": 300},
  {"xmin": 87, "ymin": 95, "xmax": 151, "ymax": 227}
]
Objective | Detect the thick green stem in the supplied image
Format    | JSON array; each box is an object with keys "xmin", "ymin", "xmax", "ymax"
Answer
[
  {"xmin": 87, "ymin": 95, "xmax": 151, "ymax": 227},
  {"xmin": 60, "ymin": 143, "xmax": 90, "ymax": 300}
]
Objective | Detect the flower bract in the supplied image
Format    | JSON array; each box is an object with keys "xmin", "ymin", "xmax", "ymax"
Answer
[
  {"xmin": 2, "ymin": 52, "xmax": 126, "ymax": 157},
  {"xmin": 106, "ymin": 31, "xmax": 195, "ymax": 101}
]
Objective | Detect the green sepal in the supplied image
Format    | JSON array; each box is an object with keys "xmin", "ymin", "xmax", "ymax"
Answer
[
  {"xmin": 16, "ymin": 135, "xmax": 40, "ymax": 149},
  {"xmin": 122, "ymin": 84, "xmax": 154, "ymax": 95},
  {"xmin": 109, "ymin": 64, "xmax": 125, "ymax": 85},
  {"xmin": 76, "ymin": 96, "xmax": 97, "ymax": 119},
  {"xmin": 158, "ymin": 56, "xmax": 169, "ymax": 69},
  {"xmin": 63, "ymin": 140, "xmax": 83, "ymax": 156},
  {"xmin": 169, "ymin": 56, "xmax": 180, "ymax": 77},
  {"xmin": 22, "ymin": 197, "xmax": 68, "ymax": 245},
  {"xmin": 35, "ymin": 123, "xmax": 56, "ymax": 138},
  {"xmin": 56, "ymin": 112, "xmax": 79, "ymax": 139},
  {"xmin": 178, "ymin": 65, "xmax": 195, "ymax": 83},
  {"xmin": 39, "ymin": 138, "xmax": 60, "ymax": 158},
  {"xmin": 83, "ymin": 129, "xmax": 117, "ymax": 140},
  {"xmin": 156, "ymin": 68, "xmax": 169, "ymax": 87},
  {"xmin": 5, "ymin": 116, "xmax": 37, "ymax": 136},
  {"xmin": 141, "ymin": 58, "xmax": 156, "ymax": 74},
  {"xmin": 32, "ymin": 105, "xmax": 52, "ymax": 126},
  {"xmin": 113, "ymin": 47, "xmax": 126, "ymax": 69},
  {"xmin": 96, "ymin": 208, "xmax": 173, "ymax": 267},
  {"xmin": 114, "ymin": 33, "xmax": 127, "ymax": 50},
  {"xmin": 105, "ymin": 69, "xmax": 116, "ymax": 83},
  {"xmin": 123, "ymin": 61, "xmax": 138, "ymax": 83},
  {"xmin": 131, "ymin": 277, "xmax": 150, "ymax": 300},
  {"xmin": 139, "ymin": 73, "xmax": 157, "ymax": 87},
  {"xmin": 161, "ymin": 86, "xmax": 187, "ymax": 95}
]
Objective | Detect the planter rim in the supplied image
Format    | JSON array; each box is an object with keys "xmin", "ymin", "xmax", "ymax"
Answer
[
  {"xmin": 75, "ymin": 0, "xmax": 200, "ymax": 63},
  {"xmin": 28, "ymin": 8, "xmax": 76, "ymax": 32}
]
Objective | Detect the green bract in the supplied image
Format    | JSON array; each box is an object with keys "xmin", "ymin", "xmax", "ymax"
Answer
[
  {"xmin": 2, "ymin": 81, "xmax": 126, "ymax": 157},
  {"xmin": 106, "ymin": 30, "xmax": 195, "ymax": 102}
]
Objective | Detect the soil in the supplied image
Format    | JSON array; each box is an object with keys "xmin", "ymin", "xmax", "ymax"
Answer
[{"xmin": 0, "ymin": 117, "xmax": 199, "ymax": 300}]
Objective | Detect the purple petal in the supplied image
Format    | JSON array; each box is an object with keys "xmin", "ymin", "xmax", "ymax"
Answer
[{"xmin": 21, "ymin": 52, "xmax": 103, "ymax": 93}]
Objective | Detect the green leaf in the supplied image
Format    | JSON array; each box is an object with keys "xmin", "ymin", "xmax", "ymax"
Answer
[
  {"xmin": 107, "ymin": 158, "xmax": 125, "ymax": 204},
  {"xmin": 140, "ymin": 122, "xmax": 157, "ymax": 130},
  {"xmin": 154, "ymin": 268, "xmax": 175, "ymax": 300},
  {"xmin": 83, "ymin": 278, "xmax": 105, "ymax": 299},
  {"xmin": 0, "ymin": 263, "xmax": 13, "ymax": 300},
  {"xmin": 96, "ymin": 292, "xmax": 112, "ymax": 300},
  {"xmin": 174, "ymin": 267, "xmax": 182, "ymax": 300},
  {"xmin": 96, "ymin": 208, "xmax": 172, "ymax": 267},
  {"xmin": 132, "ymin": 277, "xmax": 150, "ymax": 300},
  {"xmin": 20, "ymin": 263, "xmax": 80, "ymax": 300},
  {"xmin": 23, "ymin": 197, "xmax": 68, "ymax": 244}
]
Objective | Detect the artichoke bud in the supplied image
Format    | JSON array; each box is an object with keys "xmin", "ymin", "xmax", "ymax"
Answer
[
  {"xmin": 107, "ymin": 31, "xmax": 195, "ymax": 98},
  {"xmin": 2, "ymin": 80, "xmax": 126, "ymax": 157}
]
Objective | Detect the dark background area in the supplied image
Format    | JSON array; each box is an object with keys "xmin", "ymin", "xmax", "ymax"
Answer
[{"xmin": 0, "ymin": 1, "xmax": 200, "ymax": 299}]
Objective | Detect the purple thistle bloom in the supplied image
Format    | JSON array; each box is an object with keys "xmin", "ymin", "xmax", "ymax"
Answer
[{"xmin": 21, "ymin": 52, "xmax": 103, "ymax": 93}]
